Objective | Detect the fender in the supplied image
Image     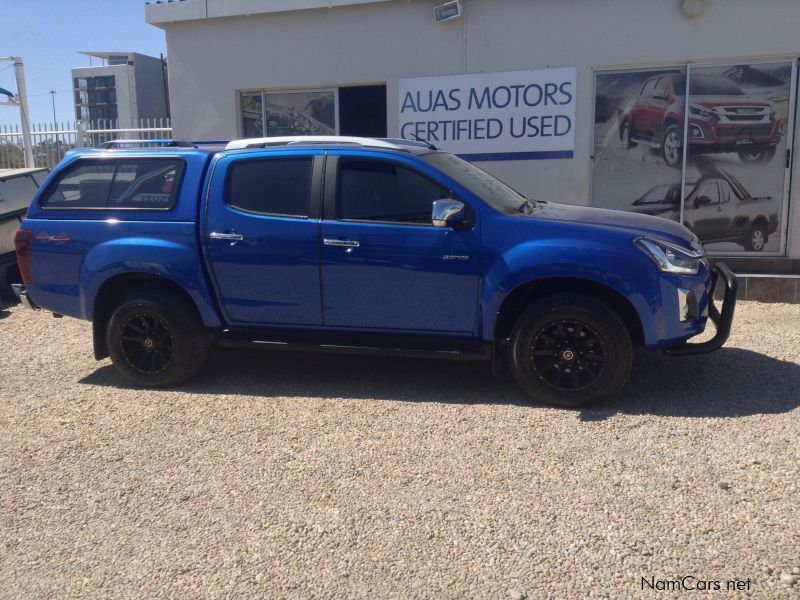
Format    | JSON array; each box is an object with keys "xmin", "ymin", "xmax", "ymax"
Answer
[
  {"xmin": 79, "ymin": 234, "xmax": 222, "ymax": 326},
  {"xmin": 481, "ymin": 237, "xmax": 659, "ymax": 342}
]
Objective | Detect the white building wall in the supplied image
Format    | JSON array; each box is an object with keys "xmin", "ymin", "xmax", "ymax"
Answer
[{"xmin": 156, "ymin": 0, "xmax": 800, "ymax": 259}]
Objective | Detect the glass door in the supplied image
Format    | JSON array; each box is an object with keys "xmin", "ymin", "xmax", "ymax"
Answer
[
  {"xmin": 681, "ymin": 60, "xmax": 796, "ymax": 254},
  {"xmin": 592, "ymin": 58, "xmax": 797, "ymax": 256}
]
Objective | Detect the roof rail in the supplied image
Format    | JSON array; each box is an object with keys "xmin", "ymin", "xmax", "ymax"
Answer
[
  {"xmin": 99, "ymin": 139, "xmax": 197, "ymax": 149},
  {"xmin": 224, "ymin": 136, "xmax": 408, "ymax": 151}
]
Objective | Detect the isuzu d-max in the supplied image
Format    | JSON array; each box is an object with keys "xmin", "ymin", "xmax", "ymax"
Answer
[
  {"xmin": 618, "ymin": 73, "xmax": 782, "ymax": 166},
  {"xmin": 13, "ymin": 136, "xmax": 736, "ymax": 407}
]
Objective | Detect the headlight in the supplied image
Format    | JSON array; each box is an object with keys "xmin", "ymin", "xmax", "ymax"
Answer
[
  {"xmin": 634, "ymin": 237, "xmax": 704, "ymax": 275},
  {"xmin": 689, "ymin": 104, "xmax": 716, "ymax": 119}
]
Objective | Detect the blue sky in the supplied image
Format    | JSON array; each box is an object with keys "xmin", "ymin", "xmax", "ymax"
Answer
[{"xmin": 1, "ymin": 0, "xmax": 166, "ymax": 127}]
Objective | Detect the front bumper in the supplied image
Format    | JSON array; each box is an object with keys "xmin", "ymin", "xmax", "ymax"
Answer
[
  {"xmin": 11, "ymin": 284, "xmax": 40, "ymax": 311},
  {"xmin": 665, "ymin": 263, "xmax": 737, "ymax": 356}
]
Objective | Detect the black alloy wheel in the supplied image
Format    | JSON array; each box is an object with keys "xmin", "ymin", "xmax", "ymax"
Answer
[
  {"xmin": 106, "ymin": 289, "xmax": 208, "ymax": 387},
  {"xmin": 507, "ymin": 293, "xmax": 633, "ymax": 408},
  {"xmin": 529, "ymin": 319, "xmax": 607, "ymax": 391},
  {"xmin": 119, "ymin": 312, "xmax": 176, "ymax": 374}
]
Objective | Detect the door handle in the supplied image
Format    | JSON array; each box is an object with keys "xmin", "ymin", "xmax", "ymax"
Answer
[
  {"xmin": 324, "ymin": 238, "xmax": 360, "ymax": 248},
  {"xmin": 716, "ymin": 207, "xmax": 722, "ymax": 212},
  {"xmin": 209, "ymin": 231, "xmax": 244, "ymax": 241}
]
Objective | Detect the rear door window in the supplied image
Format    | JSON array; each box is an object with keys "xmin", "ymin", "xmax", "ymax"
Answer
[
  {"xmin": 227, "ymin": 157, "xmax": 313, "ymax": 217},
  {"xmin": 40, "ymin": 158, "xmax": 184, "ymax": 209}
]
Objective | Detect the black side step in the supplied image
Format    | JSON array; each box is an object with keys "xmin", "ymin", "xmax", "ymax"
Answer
[{"xmin": 215, "ymin": 329, "xmax": 491, "ymax": 362}]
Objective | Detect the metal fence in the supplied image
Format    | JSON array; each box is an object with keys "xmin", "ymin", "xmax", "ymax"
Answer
[{"xmin": 0, "ymin": 118, "xmax": 172, "ymax": 170}]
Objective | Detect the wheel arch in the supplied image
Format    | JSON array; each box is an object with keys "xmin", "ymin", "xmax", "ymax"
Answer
[
  {"xmin": 493, "ymin": 277, "xmax": 645, "ymax": 348},
  {"xmin": 663, "ymin": 114, "xmax": 679, "ymax": 129},
  {"xmin": 91, "ymin": 272, "xmax": 209, "ymax": 360}
]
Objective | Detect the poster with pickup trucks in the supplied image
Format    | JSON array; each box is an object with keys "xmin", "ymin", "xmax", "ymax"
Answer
[{"xmin": 592, "ymin": 61, "xmax": 793, "ymax": 254}]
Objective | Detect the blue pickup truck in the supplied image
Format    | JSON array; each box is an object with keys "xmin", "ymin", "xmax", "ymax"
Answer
[{"xmin": 13, "ymin": 136, "xmax": 736, "ymax": 407}]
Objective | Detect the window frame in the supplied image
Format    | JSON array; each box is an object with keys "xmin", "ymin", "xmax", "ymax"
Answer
[
  {"xmin": 331, "ymin": 155, "xmax": 455, "ymax": 228},
  {"xmin": 223, "ymin": 155, "xmax": 318, "ymax": 220},
  {"xmin": 38, "ymin": 157, "xmax": 186, "ymax": 212}
]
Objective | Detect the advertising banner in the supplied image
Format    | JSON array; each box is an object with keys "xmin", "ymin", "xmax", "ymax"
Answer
[
  {"xmin": 592, "ymin": 61, "xmax": 794, "ymax": 255},
  {"xmin": 399, "ymin": 67, "xmax": 576, "ymax": 161}
]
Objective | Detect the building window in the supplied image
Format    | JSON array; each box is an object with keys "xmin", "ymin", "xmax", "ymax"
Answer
[
  {"xmin": 240, "ymin": 92, "xmax": 263, "ymax": 138},
  {"xmin": 238, "ymin": 85, "xmax": 387, "ymax": 139},
  {"xmin": 264, "ymin": 90, "xmax": 336, "ymax": 136},
  {"xmin": 74, "ymin": 75, "xmax": 118, "ymax": 122}
]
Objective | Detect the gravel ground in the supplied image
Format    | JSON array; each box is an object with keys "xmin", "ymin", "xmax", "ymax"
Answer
[{"xmin": 1, "ymin": 301, "xmax": 799, "ymax": 598}]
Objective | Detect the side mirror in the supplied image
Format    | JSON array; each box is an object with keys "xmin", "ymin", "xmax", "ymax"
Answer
[
  {"xmin": 694, "ymin": 195, "xmax": 712, "ymax": 208},
  {"xmin": 432, "ymin": 199, "xmax": 469, "ymax": 229}
]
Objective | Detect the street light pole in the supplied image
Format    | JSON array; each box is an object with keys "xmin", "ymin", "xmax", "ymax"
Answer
[
  {"xmin": 49, "ymin": 90, "xmax": 57, "ymax": 123},
  {"xmin": 50, "ymin": 90, "xmax": 60, "ymax": 161}
]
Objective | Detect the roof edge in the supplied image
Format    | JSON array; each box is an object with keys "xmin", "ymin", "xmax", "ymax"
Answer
[{"xmin": 145, "ymin": 0, "xmax": 394, "ymax": 26}]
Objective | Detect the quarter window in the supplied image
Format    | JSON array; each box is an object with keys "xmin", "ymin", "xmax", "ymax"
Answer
[
  {"xmin": 337, "ymin": 158, "xmax": 450, "ymax": 224},
  {"xmin": 227, "ymin": 157, "xmax": 312, "ymax": 217},
  {"xmin": 41, "ymin": 158, "xmax": 183, "ymax": 209}
]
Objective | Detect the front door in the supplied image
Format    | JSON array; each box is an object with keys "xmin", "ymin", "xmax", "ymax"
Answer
[
  {"xmin": 686, "ymin": 179, "xmax": 729, "ymax": 241},
  {"xmin": 320, "ymin": 155, "xmax": 480, "ymax": 332},
  {"xmin": 204, "ymin": 152, "xmax": 323, "ymax": 325}
]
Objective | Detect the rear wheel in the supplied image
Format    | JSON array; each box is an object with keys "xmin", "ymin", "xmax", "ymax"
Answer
[
  {"xmin": 738, "ymin": 146, "xmax": 776, "ymax": 165},
  {"xmin": 507, "ymin": 294, "xmax": 633, "ymax": 408},
  {"xmin": 106, "ymin": 289, "xmax": 208, "ymax": 387},
  {"xmin": 743, "ymin": 223, "xmax": 768, "ymax": 252}
]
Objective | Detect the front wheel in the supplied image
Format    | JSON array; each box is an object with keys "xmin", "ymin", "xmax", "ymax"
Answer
[
  {"xmin": 620, "ymin": 122, "xmax": 637, "ymax": 149},
  {"xmin": 106, "ymin": 289, "xmax": 208, "ymax": 387},
  {"xmin": 507, "ymin": 294, "xmax": 633, "ymax": 408}
]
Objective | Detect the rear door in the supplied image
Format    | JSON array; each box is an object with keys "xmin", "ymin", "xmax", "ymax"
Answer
[
  {"xmin": 319, "ymin": 153, "xmax": 480, "ymax": 332},
  {"xmin": 204, "ymin": 151, "xmax": 323, "ymax": 325}
]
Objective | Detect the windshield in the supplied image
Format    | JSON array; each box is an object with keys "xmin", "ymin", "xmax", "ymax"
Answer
[
  {"xmin": 719, "ymin": 169, "xmax": 749, "ymax": 200},
  {"xmin": 420, "ymin": 152, "xmax": 532, "ymax": 215},
  {"xmin": 672, "ymin": 75, "xmax": 745, "ymax": 96},
  {"xmin": 635, "ymin": 183, "xmax": 694, "ymax": 204}
]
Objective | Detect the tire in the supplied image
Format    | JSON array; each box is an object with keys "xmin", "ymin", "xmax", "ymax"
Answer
[
  {"xmin": 620, "ymin": 121, "xmax": 637, "ymax": 148},
  {"xmin": 743, "ymin": 222, "xmax": 768, "ymax": 252},
  {"xmin": 507, "ymin": 294, "xmax": 633, "ymax": 408},
  {"xmin": 738, "ymin": 146, "xmax": 776, "ymax": 165},
  {"xmin": 661, "ymin": 124, "xmax": 683, "ymax": 167},
  {"xmin": 106, "ymin": 289, "xmax": 208, "ymax": 387}
]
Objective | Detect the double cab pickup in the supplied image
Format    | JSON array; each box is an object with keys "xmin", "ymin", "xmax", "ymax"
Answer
[{"xmin": 13, "ymin": 136, "xmax": 737, "ymax": 407}]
